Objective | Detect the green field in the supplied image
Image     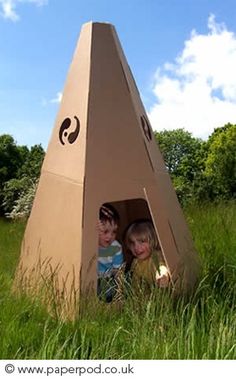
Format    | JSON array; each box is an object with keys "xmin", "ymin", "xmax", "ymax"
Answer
[{"xmin": 0, "ymin": 202, "xmax": 236, "ymax": 359}]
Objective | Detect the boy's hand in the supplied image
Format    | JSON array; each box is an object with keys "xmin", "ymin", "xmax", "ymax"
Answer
[
  {"xmin": 100, "ymin": 205, "xmax": 114, "ymax": 220},
  {"xmin": 97, "ymin": 205, "xmax": 114, "ymax": 231},
  {"xmin": 97, "ymin": 220, "xmax": 104, "ymax": 233},
  {"xmin": 156, "ymin": 265, "xmax": 170, "ymax": 288}
]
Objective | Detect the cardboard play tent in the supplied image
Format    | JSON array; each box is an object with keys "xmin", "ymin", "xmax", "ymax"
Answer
[{"xmin": 15, "ymin": 22, "xmax": 199, "ymax": 317}]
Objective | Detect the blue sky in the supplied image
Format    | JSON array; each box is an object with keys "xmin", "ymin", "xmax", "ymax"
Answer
[{"xmin": 0, "ymin": 0, "xmax": 236, "ymax": 148}]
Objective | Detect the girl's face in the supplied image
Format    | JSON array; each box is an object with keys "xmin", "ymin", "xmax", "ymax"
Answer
[{"xmin": 128, "ymin": 235, "xmax": 151, "ymax": 260}]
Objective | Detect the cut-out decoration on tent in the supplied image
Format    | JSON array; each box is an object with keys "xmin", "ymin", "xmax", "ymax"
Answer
[{"xmin": 15, "ymin": 22, "xmax": 199, "ymax": 319}]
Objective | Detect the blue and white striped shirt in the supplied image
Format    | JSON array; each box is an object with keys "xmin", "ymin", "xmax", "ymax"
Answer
[{"xmin": 98, "ymin": 240, "xmax": 123, "ymax": 277}]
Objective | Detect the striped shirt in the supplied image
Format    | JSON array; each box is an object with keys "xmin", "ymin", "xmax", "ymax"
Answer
[{"xmin": 98, "ymin": 240, "xmax": 123, "ymax": 277}]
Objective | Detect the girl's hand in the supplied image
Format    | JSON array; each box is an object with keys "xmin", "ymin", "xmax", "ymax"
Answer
[{"xmin": 156, "ymin": 265, "xmax": 170, "ymax": 288}]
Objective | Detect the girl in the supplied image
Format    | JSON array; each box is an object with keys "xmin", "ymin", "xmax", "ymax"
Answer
[{"xmin": 124, "ymin": 219, "xmax": 170, "ymax": 291}]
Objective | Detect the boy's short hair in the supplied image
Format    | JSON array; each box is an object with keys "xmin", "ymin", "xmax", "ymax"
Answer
[
  {"xmin": 125, "ymin": 219, "xmax": 159, "ymax": 252},
  {"xmin": 99, "ymin": 203, "xmax": 120, "ymax": 225}
]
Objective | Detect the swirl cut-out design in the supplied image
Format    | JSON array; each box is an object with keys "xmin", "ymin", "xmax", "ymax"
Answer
[
  {"xmin": 59, "ymin": 116, "xmax": 80, "ymax": 145},
  {"xmin": 141, "ymin": 115, "xmax": 152, "ymax": 142}
]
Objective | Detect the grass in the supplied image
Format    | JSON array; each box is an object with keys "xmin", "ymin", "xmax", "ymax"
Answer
[
  {"xmin": 0, "ymin": 218, "xmax": 25, "ymax": 278},
  {"xmin": 0, "ymin": 201, "xmax": 236, "ymax": 359}
]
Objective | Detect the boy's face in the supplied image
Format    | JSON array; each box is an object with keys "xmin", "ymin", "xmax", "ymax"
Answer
[
  {"xmin": 128, "ymin": 235, "xmax": 151, "ymax": 261},
  {"xmin": 98, "ymin": 220, "xmax": 118, "ymax": 248}
]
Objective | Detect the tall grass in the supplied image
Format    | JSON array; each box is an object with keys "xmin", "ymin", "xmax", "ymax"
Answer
[
  {"xmin": 0, "ymin": 201, "xmax": 236, "ymax": 359},
  {"xmin": 187, "ymin": 201, "xmax": 236, "ymax": 288},
  {"xmin": 0, "ymin": 218, "xmax": 25, "ymax": 278}
]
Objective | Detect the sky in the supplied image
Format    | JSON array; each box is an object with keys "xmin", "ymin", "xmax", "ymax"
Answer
[{"xmin": 0, "ymin": 0, "xmax": 236, "ymax": 149}]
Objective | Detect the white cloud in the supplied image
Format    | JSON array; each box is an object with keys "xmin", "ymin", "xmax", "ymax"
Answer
[
  {"xmin": 50, "ymin": 91, "xmax": 62, "ymax": 104},
  {"xmin": 41, "ymin": 91, "xmax": 62, "ymax": 107},
  {"xmin": 149, "ymin": 14, "xmax": 236, "ymax": 139},
  {"xmin": 0, "ymin": 0, "xmax": 48, "ymax": 21},
  {"xmin": 0, "ymin": 0, "xmax": 19, "ymax": 20}
]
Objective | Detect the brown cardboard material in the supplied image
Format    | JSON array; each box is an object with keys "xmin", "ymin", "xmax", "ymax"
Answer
[{"xmin": 15, "ymin": 21, "xmax": 199, "ymax": 318}]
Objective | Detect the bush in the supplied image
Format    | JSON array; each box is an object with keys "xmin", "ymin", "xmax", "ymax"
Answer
[{"xmin": 5, "ymin": 179, "xmax": 38, "ymax": 220}]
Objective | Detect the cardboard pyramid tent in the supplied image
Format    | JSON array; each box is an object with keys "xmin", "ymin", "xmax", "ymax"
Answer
[{"xmin": 15, "ymin": 22, "xmax": 199, "ymax": 316}]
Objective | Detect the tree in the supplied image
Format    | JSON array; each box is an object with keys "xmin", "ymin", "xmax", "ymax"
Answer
[
  {"xmin": 203, "ymin": 123, "xmax": 236, "ymax": 199},
  {"xmin": 0, "ymin": 135, "xmax": 23, "ymax": 215},
  {"xmin": 0, "ymin": 134, "xmax": 45, "ymax": 217},
  {"xmin": 154, "ymin": 129, "xmax": 203, "ymax": 203},
  {"xmin": 0, "ymin": 135, "xmax": 22, "ymax": 183},
  {"xmin": 18, "ymin": 144, "xmax": 45, "ymax": 179}
]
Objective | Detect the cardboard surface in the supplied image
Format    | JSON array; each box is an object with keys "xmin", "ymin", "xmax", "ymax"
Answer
[{"xmin": 16, "ymin": 22, "xmax": 199, "ymax": 317}]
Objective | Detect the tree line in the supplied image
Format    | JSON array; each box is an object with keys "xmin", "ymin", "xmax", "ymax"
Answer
[
  {"xmin": 155, "ymin": 123, "xmax": 236, "ymax": 204},
  {"xmin": 0, "ymin": 123, "xmax": 235, "ymax": 218},
  {"xmin": 0, "ymin": 134, "xmax": 45, "ymax": 218}
]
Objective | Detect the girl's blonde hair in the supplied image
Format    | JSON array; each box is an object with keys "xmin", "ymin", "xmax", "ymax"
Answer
[{"xmin": 125, "ymin": 219, "xmax": 159, "ymax": 253}]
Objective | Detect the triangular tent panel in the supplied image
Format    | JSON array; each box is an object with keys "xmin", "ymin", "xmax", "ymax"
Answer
[{"xmin": 15, "ymin": 22, "xmax": 199, "ymax": 317}]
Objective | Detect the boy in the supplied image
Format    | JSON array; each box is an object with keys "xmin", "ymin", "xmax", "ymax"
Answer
[{"xmin": 97, "ymin": 203, "xmax": 123, "ymax": 302}]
